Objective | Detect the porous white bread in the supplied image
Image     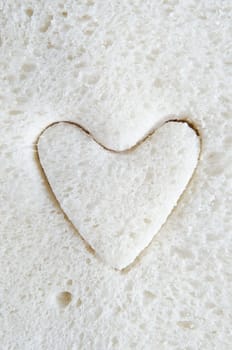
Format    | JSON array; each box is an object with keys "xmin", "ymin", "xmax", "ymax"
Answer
[
  {"xmin": 38, "ymin": 121, "xmax": 200, "ymax": 269},
  {"xmin": 0, "ymin": 0, "xmax": 231, "ymax": 349}
]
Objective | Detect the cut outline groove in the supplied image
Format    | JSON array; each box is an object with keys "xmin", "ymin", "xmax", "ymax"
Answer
[{"xmin": 35, "ymin": 118, "xmax": 202, "ymax": 272}]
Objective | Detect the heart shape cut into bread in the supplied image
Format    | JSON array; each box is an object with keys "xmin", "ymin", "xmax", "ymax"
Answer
[{"xmin": 37, "ymin": 121, "xmax": 200, "ymax": 270}]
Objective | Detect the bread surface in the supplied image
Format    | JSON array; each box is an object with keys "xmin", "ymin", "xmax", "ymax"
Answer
[
  {"xmin": 38, "ymin": 121, "xmax": 199, "ymax": 269},
  {"xmin": 0, "ymin": 1, "xmax": 231, "ymax": 349}
]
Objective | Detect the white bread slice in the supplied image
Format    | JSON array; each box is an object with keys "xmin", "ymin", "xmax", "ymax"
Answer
[
  {"xmin": 1, "ymin": 1, "xmax": 231, "ymax": 348},
  {"xmin": 38, "ymin": 121, "xmax": 200, "ymax": 269}
]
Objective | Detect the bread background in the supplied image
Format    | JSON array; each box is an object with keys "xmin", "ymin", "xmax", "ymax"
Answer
[{"xmin": 0, "ymin": 1, "xmax": 231, "ymax": 349}]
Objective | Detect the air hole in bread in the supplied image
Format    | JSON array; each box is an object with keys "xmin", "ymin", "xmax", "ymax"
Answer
[
  {"xmin": 56, "ymin": 291, "xmax": 72, "ymax": 308},
  {"xmin": 95, "ymin": 307, "xmax": 103, "ymax": 319},
  {"xmin": 79, "ymin": 15, "xmax": 92, "ymax": 22},
  {"xmin": 76, "ymin": 298, "xmax": 82, "ymax": 308},
  {"xmin": 25, "ymin": 8, "xmax": 33, "ymax": 17},
  {"xmin": 177, "ymin": 321, "xmax": 196, "ymax": 329},
  {"xmin": 143, "ymin": 290, "xmax": 156, "ymax": 305},
  {"xmin": 144, "ymin": 218, "xmax": 151, "ymax": 224},
  {"xmin": 9, "ymin": 110, "xmax": 22, "ymax": 115},
  {"xmin": 21, "ymin": 63, "xmax": 36, "ymax": 73},
  {"xmin": 40, "ymin": 16, "xmax": 53, "ymax": 33},
  {"xmin": 112, "ymin": 337, "xmax": 119, "ymax": 347},
  {"xmin": 86, "ymin": 258, "xmax": 91, "ymax": 264},
  {"xmin": 129, "ymin": 232, "xmax": 136, "ymax": 239}
]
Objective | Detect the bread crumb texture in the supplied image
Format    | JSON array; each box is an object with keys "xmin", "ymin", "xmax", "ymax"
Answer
[
  {"xmin": 0, "ymin": 0, "xmax": 231, "ymax": 349},
  {"xmin": 38, "ymin": 121, "xmax": 199, "ymax": 269}
]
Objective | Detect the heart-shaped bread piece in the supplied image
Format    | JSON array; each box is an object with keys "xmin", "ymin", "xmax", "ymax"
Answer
[{"xmin": 37, "ymin": 121, "xmax": 200, "ymax": 269}]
